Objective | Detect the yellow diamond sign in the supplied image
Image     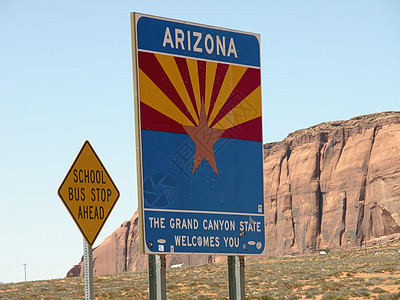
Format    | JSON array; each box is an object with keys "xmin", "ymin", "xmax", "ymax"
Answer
[{"xmin": 58, "ymin": 141, "xmax": 120, "ymax": 246}]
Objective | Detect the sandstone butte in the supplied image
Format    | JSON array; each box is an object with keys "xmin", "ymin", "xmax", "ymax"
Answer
[{"xmin": 67, "ymin": 111, "xmax": 400, "ymax": 277}]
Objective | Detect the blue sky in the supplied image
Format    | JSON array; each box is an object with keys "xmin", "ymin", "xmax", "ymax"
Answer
[{"xmin": 1, "ymin": 1, "xmax": 399, "ymax": 283}]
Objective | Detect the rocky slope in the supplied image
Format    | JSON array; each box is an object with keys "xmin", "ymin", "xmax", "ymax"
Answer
[{"xmin": 67, "ymin": 111, "xmax": 400, "ymax": 276}]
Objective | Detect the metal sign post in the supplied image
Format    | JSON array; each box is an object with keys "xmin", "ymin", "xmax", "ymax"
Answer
[
  {"xmin": 228, "ymin": 256, "xmax": 245, "ymax": 300},
  {"xmin": 148, "ymin": 254, "xmax": 167, "ymax": 300},
  {"xmin": 84, "ymin": 239, "xmax": 94, "ymax": 300},
  {"xmin": 23, "ymin": 263, "xmax": 27, "ymax": 282}
]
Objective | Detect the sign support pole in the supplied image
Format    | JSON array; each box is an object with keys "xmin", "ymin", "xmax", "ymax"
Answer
[
  {"xmin": 84, "ymin": 239, "xmax": 94, "ymax": 300},
  {"xmin": 228, "ymin": 255, "xmax": 245, "ymax": 300},
  {"xmin": 148, "ymin": 254, "xmax": 166, "ymax": 300},
  {"xmin": 23, "ymin": 263, "xmax": 27, "ymax": 281}
]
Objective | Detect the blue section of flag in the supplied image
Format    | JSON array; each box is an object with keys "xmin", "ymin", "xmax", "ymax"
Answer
[
  {"xmin": 136, "ymin": 15, "xmax": 260, "ymax": 67},
  {"xmin": 141, "ymin": 130, "xmax": 264, "ymax": 214}
]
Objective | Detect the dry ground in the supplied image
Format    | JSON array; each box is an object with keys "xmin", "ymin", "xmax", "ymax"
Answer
[{"xmin": 1, "ymin": 243, "xmax": 400, "ymax": 299}]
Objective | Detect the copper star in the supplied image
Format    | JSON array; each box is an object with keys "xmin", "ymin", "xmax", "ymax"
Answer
[{"xmin": 183, "ymin": 104, "xmax": 225, "ymax": 175}]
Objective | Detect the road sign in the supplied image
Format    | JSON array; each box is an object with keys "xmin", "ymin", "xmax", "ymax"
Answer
[
  {"xmin": 58, "ymin": 141, "xmax": 120, "ymax": 246},
  {"xmin": 131, "ymin": 13, "xmax": 264, "ymax": 255}
]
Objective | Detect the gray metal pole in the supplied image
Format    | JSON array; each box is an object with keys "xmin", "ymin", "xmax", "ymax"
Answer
[
  {"xmin": 228, "ymin": 255, "xmax": 245, "ymax": 300},
  {"xmin": 148, "ymin": 254, "xmax": 167, "ymax": 300},
  {"xmin": 83, "ymin": 239, "xmax": 94, "ymax": 300},
  {"xmin": 23, "ymin": 264, "xmax": 27, "ymax": 282}
]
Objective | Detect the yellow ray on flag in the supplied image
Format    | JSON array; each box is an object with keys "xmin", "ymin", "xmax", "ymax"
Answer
[
  {"xmin": 186, "ymin": 58, "xmax": 202, "ymax": 116},
  {"xmin": 213, "ymin": 86, "xmax": 262, "ymax": 130},
  {"xmin": 139, "ymin": 69, "xmax": 196, "ymax": 127},
  {"xmin": 207, "ymin": 64, "xmax": 247, "ymax": 127},
  {"xmin": 155, "ymin": 54, "xmax": 199, "ymax": 125},
  {"xmin": 205, "ymin": 60, "xmax": 218, "ymax": 118}
]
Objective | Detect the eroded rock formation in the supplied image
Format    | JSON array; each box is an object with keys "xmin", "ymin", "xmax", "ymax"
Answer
[
  {"xmin": 67, "ymin": 111, "xmax": 400, "ymax": 276},
  {"xmin": 264, "ymin": 111, "xmax": 400, "ymax": 255}
]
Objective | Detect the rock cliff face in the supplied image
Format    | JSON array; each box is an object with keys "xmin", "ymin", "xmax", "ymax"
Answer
[
  {"xmin": 264, "ymin": 111, "xmax": 400, "ymax": 255},
  {"xmin": 67, "ymin": 111, "xmax": 400, "ymax": 276}
]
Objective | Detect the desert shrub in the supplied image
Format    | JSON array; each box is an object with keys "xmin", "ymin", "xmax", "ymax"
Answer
[
  {"xmin": 305, "ymin": 288, "xmax": 324, "ymax": 299},
  {"xmin": 373, "ymin": 287, "xmax": 387, "ymax": 294},
  {"xmin": 286, "ymin": 294, "xmax": 300, "ymax": 300},
  {"xmin": 197, "ymin": 295, "xmax": 212, "ymax": 300},
  {"xmin": 350, "ymin": 287, "xmax": 370, "ymax": 297},
  {"xmin": 321, "ymin": 291, "xmax": 348, "ymax": 300},
  {"xmin": 376, "ymin": 292, "xmax": 400, "ymax": 300},
  {"xmin": 367, "ymin": 276, "xmax": 386, "ymax": 285},
  {"xmin": 282, "ymin": 281, "xmax": 302, "ymax": 290},
  {"xmin": 261, "ymin": 294, "xmax": 275, "ymax": 300},
  {"xmin": 321, "ymin": 280, "xmax": 346, "ymax": 291}
]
